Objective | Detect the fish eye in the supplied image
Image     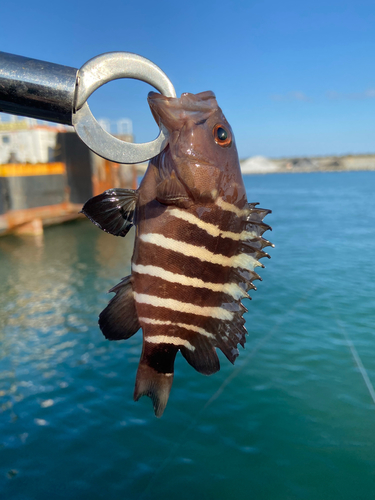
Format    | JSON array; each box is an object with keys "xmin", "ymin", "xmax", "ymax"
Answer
[{"xmin": 213, "ymin": 124, "xmax": 232, "ymax": 147}]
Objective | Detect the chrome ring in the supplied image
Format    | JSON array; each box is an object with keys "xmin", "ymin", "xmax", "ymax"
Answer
[{"xmin": 72, "ymin": 52, "xmax": 176, "ymax": 164}]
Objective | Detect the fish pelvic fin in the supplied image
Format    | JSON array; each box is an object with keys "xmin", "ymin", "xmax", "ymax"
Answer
[
  {"xmin": 81, "ymin": 188, "xmax": 138, "ymax": 237},
  {"xmin": 156, "ymin": 169, "xmax": 192, "ymax": 208},
  {"xmin": 99, "ymin": 276, "xmax": 140, "ymax": 341},
  {"xmin": 154, "ymin": 148, "xmax": 192, "ymax": 208}
]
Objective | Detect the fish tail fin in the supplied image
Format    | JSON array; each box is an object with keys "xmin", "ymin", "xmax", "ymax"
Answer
[{"xmin": 134, "ymin": 363, "xmax": 174, "ymax": 418}]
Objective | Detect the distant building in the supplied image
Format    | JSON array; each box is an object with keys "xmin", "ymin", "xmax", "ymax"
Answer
[
  {"xmin": 0, "ymin": 117, "xmax": 65, "ymax": 164},
  {"xmin": 0, "ymin": 115, "xmax": 138, "ymax": 236}
]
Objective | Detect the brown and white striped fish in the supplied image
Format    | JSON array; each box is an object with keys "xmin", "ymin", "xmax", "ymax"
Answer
[{"xmin": 82, "ymin": 91, "xmax": 273, "ymax": 417}]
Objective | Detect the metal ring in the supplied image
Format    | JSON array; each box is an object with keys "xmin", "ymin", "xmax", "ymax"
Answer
[{"xmin": 72, "ymin": 52, "xmax": 176, "ymax": 164}]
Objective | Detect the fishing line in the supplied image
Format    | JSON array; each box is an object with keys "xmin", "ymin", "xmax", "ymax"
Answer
[
  {"xmin": 202, "ymin": 283, "xmax": 319, "ymax": 411},
  {"xmin": 332, "ymin": 310, "xmax": 375, "ymax": 408},
  {"xmin": 138, "ymin": 284, "xmax": 318, "ymax": 500}
]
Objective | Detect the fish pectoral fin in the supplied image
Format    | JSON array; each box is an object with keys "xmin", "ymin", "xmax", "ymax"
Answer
[
  {"xmin": 99, "ymin": 276, "xmax": 140, "ymax": 340},
  {"xmin": 156, "ymin": 170, "xmax": 191, "ymax": 208},
  {"xmin": 81, "ymin": 188, "xmax": 138, "ymax": 237}
]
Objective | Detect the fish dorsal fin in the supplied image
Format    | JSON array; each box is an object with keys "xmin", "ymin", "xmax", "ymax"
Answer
[
  {"xmin": 180, "ymin": 338, "xmax": 220, "ymax": 375},
  {"xmin": 209, "ymin": 202, "xmax": 273, "ymax": 362},
  {"xmin": 230, "ymin": 202, "xmax": 273, "ymax": 292},
  {"xmin": 156, "ymin": 170, "xmax": 191, "ymax": 208},
  {"xmin": 99, "ymin": 276, "xmax": 140, "ymax": 340},
  {"xmin": 81, "ymin": 188, "xmax": 138, "ymax": 237}
]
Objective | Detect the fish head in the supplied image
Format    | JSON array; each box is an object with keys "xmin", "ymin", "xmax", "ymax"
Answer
[{"xmin": 148, "ymin": 91, "xmax": 246, "ymax": 206}]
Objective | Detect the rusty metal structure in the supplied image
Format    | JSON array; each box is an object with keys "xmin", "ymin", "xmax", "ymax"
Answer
[{"xmin": 0, "ymin": 124, "xmax": 138, "ymax": 236}]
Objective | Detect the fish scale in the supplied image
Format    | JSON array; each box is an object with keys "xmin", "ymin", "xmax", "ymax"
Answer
[{"xmin": 82, "ymin": 90, "xmax": 272, "ymax": 417}]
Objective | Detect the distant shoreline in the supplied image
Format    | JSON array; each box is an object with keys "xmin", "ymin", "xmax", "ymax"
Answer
[{"xmin": 240, "ymin": 154, "xmax": 375, "ymax": 175}]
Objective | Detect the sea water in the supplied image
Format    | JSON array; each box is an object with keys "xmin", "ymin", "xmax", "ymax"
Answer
[{"xmin": 1, "ymin": 171, "xmax": 375, "ymax": 500}]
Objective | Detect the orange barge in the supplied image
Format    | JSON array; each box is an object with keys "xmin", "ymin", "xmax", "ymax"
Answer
[{"xmin": 0, "ymin": 122, "xmax": 139, "ymax": 236}]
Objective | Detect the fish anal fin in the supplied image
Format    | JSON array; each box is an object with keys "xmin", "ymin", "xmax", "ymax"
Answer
[
  {"xmin": 134, "ymin": 363, "xmax": 174, "ymax": 418},
  {"xmin": 99, "ymin": 276, "xmax": 140, "ymax": 341},
  {"xmin": 156, "ymin": 170, "xmax": 192, "ymax": 208},
  {"xmin": 81, "ymin": 188, "xmax": 138, "ymax": 237}
]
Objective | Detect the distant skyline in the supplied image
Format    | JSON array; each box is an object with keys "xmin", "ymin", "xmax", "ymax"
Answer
[{"xmin": 1, "ymin": 0, "xmax": 374, "ymax": 159}]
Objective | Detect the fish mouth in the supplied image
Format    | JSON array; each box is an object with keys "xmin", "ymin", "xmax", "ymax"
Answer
[{"xmin": 148, "ymin": 91, "xmax": 217, "ymax": 132}]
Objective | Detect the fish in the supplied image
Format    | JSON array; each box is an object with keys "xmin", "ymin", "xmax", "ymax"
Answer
[{"xmin": 82, "ymin": 90, "xmax": 273, "ymax": 417}]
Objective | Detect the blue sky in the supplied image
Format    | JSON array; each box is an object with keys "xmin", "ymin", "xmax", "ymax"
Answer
[{"xmin": 2, "ymin": 0, "xmax": 375, "ymax": 158}]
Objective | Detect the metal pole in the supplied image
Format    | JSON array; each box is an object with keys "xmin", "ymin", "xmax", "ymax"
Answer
[{"xmin": 0, "ymin": 51, "xmax": 77, "ymax": 125}]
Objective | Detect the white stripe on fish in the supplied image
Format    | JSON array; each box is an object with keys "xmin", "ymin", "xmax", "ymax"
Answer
[
  {"xmin": 139, "ymin": 233, "xmax": 261, "ymax": 270},
  {"xmin": 145, "ymin": 335, "xmax": 195, "ymax": 351},
  {"xmin": 215, "ymin": 198, "xmax": 251, "ymax": 217},
  {"xmin": 132, "ymin": 263, "xmax": 248, "ymax": 300},
  {"xmin": 168, "ymin": 208, "xmax": 257, "ymax": 241},
  {"xmin": 139, "ymin": 316, "xmax": 215, "ymax": 338},
  {"xmin": 134, "ymin": 292, "xmax": 233, "ymax": 320}
]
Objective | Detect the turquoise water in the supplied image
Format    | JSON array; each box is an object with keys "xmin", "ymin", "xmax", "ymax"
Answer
[{"xmin": 1, "ymin": 171, "xmax": 375, "ymax": 499}]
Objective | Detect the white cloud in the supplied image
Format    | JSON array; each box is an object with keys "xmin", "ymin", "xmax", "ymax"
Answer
[{"xmin": 326, "ymin": 89, "xmax": 375, "ymax": 100}]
